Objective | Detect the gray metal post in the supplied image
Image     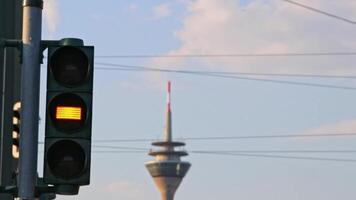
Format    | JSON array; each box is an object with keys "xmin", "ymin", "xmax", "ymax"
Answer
[
  {"xmin": 0, "ymin": 45, "xmax": 13, "ymax": 200},
  {"xmin": 18, "ymin": 0, "xmax": 43, "ymax": 199}
]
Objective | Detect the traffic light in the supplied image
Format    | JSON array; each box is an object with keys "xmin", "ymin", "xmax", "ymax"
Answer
[
  {"xmin": 43, "ymin": 38, "xmax": 94, "ymax": 188},
  {"xmin": 12, "ymin": 101, "xmax": 21, "ymax": 159}
]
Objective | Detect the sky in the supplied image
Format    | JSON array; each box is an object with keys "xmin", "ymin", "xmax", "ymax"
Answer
[{"xmin": 37, "ymin": 0, "xmax": 356, "ymax": 199}]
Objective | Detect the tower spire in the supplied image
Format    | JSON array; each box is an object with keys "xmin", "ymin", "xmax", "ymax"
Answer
[{"xmin": 164, "ymin": 81, "xmax": 172, "ymax": 142}]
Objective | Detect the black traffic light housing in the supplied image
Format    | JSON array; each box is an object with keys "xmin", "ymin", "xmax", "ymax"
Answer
[{"xmin": 43, "ymin": 38, "xmax": 94, "ymax": 188}]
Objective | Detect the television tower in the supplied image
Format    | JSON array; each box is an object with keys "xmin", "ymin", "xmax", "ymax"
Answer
[{"xmin": 145, "ymin": 81, "xmax": 191, "ymax": 200}]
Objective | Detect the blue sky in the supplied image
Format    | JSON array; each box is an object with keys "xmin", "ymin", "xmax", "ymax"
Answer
[{"xmin": 39, "ymin": 0, "xmax": 356, "ymax": 199}]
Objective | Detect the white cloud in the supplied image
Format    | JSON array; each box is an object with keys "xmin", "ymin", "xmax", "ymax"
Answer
[
  {"xmin": 104, "ymin": 181, "xmax": 145, "ymax": 199},
  {"xmin": 299, "ymin": 119, "xmax": 356, "ymax": 135},
  {"xmin": 153, "ymin": 3, "xmax": 172, "ymax": 19},
  {"xmin": 125, "ymin": 3, "xmax": 138, "ymax": 13},
  {"xmin": 43, "ymin": 0, "xmax": 59, "ymax": 38},
  {"xmin": 150, "ymin": 0, "xmax": 356, "ymax": 77}
]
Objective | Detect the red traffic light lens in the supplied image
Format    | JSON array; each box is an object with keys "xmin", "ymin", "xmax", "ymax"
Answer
[
  {"xmin": 49, "ymin": 93, "xmax": 87, "ymax": 132},
  {"xmin": 47, "ymin": 140, "xmax": 86, "ymax": 180},
  {"xmin": 50, "ymin": 46, "xmax": 89, "ymax": 87}
]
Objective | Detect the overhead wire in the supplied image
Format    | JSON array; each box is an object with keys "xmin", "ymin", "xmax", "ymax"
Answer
[
  {"xmin": 95, "ymin": 52, "xmax": 356, "ymax": 58},
  {"xmin": 37, "ymin": 147, "xmax": 356, "ymax": 163},
  {"xmin": 95, "ymin": 64, "xmax": 356, "ymax": 79},
  {"xmin": 282, "ymin": 0, "xmax": 356, "ymax": 25},
  {"xmin": 38, "ymin": 133, "xmax": 356, "ymax": 145},
  {"xmin": 91, "ymin": 147, "xmax": 356, "ymax": 154},
  {"xmin": 88, "ymin": 146, "xmax": 356, "ymax": 163},
  {"xmin": 95, "ymin": 62, "xmax": 356, "ymax": 90},
  {"xmin": 179, "ymin": 133, "xmax": 356, "ymax": 141},
  {"xmin": 92, "ymin": 150, "xmax": 146, "ymax": 154},
  {"xmin": 91, "ymin": 133, "xmax": 356, "ymax": 143},
  {"xmin": 60, "ymin": 61, "xmax": 356, "ymax": 91},
  {"xmin": 190, "ymin": 150, "xmax": 356, "ymax": 154},
  {"xmin": 47, "ymin": 61, "xmax": 356, "ymax": 90},
  {"xmin": 193, "ymin": 151, "xmax": 356, "ymax": 163},
  {"xmin": 92, "ymin": 145, "xmax": 148, "ymax": 151}
]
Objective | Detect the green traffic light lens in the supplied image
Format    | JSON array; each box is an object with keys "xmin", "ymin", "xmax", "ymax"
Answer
[
  {"xmin": 49, "ymin": 93, "xmax": 87, "ymax": 133},
  {"xmin": 47, "ymin": 140, "xmax": 86, "ymax": 180},
  {"xmin": 50, "ymin": 46, "xmax": 89, "ymax": 87}
]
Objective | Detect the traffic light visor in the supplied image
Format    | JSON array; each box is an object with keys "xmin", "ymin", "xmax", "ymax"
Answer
[
  {"xmin": 49, "ymin": 93, "xmax": 87, "ymax": 132},
  {"xmin": 50, "ymin": 46, "xmax": 89, "ymax": 87}
]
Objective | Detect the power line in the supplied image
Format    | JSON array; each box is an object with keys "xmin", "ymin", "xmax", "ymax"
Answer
[
  {"xmin": 95, "ymin": 52, "xmax": 356, "ymax": 58},
  {"xmin": 91, "ymin": 148, "xmax": 356, "ymax": 154},
  {"xmin": 88, "ymin": 147, "xmax": 356, "ymax": 163},
  {"xmin": 282, "ymin": 0, "xmax": 356, "ymax": 25},
  {"xmin": 191, "ymin": 150, "xmax": 356, "ymax": 154},
  {"xmin": 95, "ymin": 63, "xmax": 356, "ymax": 91},
  {"xmin": 92, "ymin": 151, "xmax": 146, "ymax": 154},
  {"xmin": 183, "ymin": 133, "xmax": 356, "ymax": 141},
  {"xmin": 95, "ymin": 63, "xmax": 356, "ymax": 79},
  {"xmin": 92, "ymin": 145, "xmax": 148, "ymax": 151},
  {"xmin": 91, "ymin": 145, "xmax": 356, "ymax": 155},
  {"xmin": 38, "ymin": 133, "xmax": 356, "ymax": 145},
  {"xmin": 193, "ymin": 151, "xmax": 356, "ymax": 163},
  {"xmin": 92, "ymin": 133, "xmax": 356, "ymax": 143},
  {"xmin": 39, "ymin": 147, "xmax": 356, "ymax": 163}
]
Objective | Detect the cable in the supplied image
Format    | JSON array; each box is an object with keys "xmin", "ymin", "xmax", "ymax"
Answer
[
  {"xmin": 282, "ymin": 0, "xmax": 356, "ymax": 25},
  {"xmin": 193, "ymin": 151, "xmax": 356, "ymax": 163},
  {"xmin": 92, "ymin": 151, "xmax": 146, "ymax": 154},
  {"xmin": 38, "ymin": 133, "xmax": 356, "ymax": 145},
  {"xmin": 92, "ymin": 133, "xmax": 356, "ymax": 143},
  {"xmin": 92, "ymin": 145, "xmax": 149, "ymax": 151},
  {"xmin": 193, "ymin": 150, "xmax": 356, "ymax": 154},
  {"xmin": 95, "ymin": 52, "xmax": 356, "ymax": 58},
  {"xmin": 88, "ymin": 148, "xmax": 356, "ymax": 163},
  {"xmin": 183, "ymin": 133, "xmax": 356, "ymax": 141},
  {"xmin": 91, "ymin": 138, "xmax": 152, "ymax": 143},
  {"xmin": 96, "ymin": 64, "xmax": 356, "ymax": 79},
  {"xmin": 95, "ymin": 63, "xmax": 356, "ymax": 90},
  {"xmin": 91, "ymin": 145, "xmax": 356, "ymax": 155},
  {"xmin": 91, "ymin": 148, "xmax": 356, "ymax": 154}
]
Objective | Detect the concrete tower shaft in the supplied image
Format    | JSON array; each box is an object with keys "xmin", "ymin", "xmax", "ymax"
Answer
[{"xmin": 154, "ymin": 177, "xmax": 182, "ymax": 200}]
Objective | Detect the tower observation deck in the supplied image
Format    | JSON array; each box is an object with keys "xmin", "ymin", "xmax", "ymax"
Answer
[{"xmin": 145, "ymin": 81, "xmax": 191, "ymax": 200}]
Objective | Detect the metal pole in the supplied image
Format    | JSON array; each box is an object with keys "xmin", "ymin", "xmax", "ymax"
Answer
[
  {"xmin": 0, "ymin": 46, "xmax": 13, "ymax": 200},
  {"xmin": 18, "ymin": 0, "xmax": 43, "ymax": 199},
  {"xmin": 1, "ymin": 47, "xmax": 8, "ymax": 154}
]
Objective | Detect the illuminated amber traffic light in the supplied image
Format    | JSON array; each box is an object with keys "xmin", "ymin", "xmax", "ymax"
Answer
[
  {"xmin": 44, "ymin": 38, "xmax": 93, "ymax": 189},
  {"xmin": 55, "ymin": 106, "xmax": 82, "ymax": 120}
]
